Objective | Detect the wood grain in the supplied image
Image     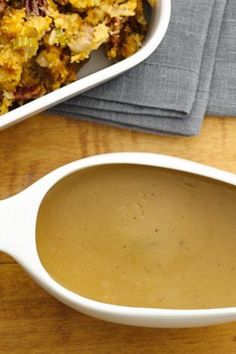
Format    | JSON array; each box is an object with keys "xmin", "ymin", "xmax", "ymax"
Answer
[{"xmin": 1, "ymin": 113, "xmax": 236, "ymax": 353}]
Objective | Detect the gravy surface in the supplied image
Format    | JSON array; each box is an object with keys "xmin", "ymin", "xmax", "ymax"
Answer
[{"xmin": 36, "ymin": 164, "xmax": 236, "ymax": 309}]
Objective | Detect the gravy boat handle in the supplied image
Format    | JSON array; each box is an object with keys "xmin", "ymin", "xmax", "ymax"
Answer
[
  {"xmin": 0, "ymin": 195, "xmax": 22, "ymax": 257},
  {"xmin": 0, "ymin": 187, "xmax": 40, "ymax": 262}
]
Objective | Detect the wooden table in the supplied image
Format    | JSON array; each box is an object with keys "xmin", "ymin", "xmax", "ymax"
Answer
[{"xmin": 1, "ymin": 114, "xmax": 236, "ymax": 353}]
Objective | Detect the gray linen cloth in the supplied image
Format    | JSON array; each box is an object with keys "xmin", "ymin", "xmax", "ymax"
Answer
[{"xmin": 52, "ymin": 0, "xmax": 233, "ymax": 136}]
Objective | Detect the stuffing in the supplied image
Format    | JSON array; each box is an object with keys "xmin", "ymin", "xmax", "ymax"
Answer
[{"xmin": 0, "ymin": 0, "xmax": 152, "ymax": 114}]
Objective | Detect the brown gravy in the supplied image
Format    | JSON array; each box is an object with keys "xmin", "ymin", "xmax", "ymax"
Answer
[{"xmin": 36, "ymin": 164, "xmax": 236, "ymax": 309}]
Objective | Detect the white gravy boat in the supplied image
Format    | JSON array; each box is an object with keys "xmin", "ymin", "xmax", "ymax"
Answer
[{"xmin": 1, "ymin": 152, "xmax": 236, "ymax": 328}]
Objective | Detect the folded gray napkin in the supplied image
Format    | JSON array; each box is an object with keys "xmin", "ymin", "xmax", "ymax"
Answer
[{"xmin": 52, "ymin": 0, "xmax": 234, "ymax": 136}]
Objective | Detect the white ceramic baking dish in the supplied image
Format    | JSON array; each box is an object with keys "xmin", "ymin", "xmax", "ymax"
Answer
[
  {"xmin": 0, "ymin": 0, "xmax": 171, "ymax": 130},
  {"xmin": 1, "ymin": 152, "xmax": 236, "ymax": 328}
]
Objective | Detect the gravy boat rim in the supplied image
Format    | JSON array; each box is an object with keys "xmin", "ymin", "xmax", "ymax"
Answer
[{"xmin": 1, "ymin": 152, "xmax": 236, "ymax": 328}]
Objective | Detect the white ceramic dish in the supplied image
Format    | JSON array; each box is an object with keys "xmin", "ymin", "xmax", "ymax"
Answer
[
  {"xmin": 0, "ymin": 0, "xmax": 171, "ymax": 130},
  {"xmin": 1, "ymin": 152, "xmax": 236, "ymax": 328}
]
